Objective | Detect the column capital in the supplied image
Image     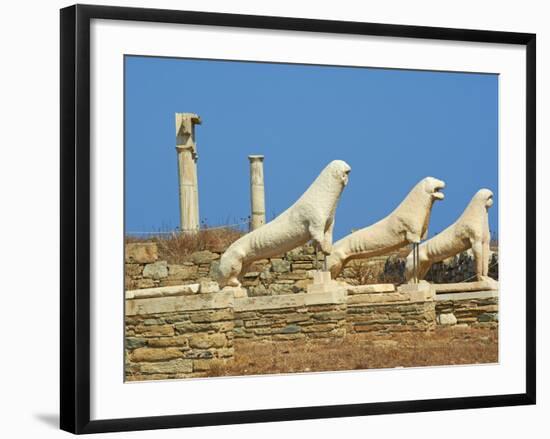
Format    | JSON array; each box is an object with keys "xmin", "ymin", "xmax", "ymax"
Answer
[
  {"xmin": 175, "ymin": 113, "xmax": 201, "ymax": 149},
  {"xmin": 248, "ymin": 154, "xmax": 264, "ymax": 162}
]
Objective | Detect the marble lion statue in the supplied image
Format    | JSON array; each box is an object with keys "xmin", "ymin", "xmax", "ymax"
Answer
[
  {"xmin": 404, "ymin": 188, "xmax": 494, "ymax": 283},
  {"xmin": 216, "ymin": 160, "xmax": 351, "ymax": 287},
  {"xmin": 326, "ymin": 176, "xmax": 445, "ymax": 278}
]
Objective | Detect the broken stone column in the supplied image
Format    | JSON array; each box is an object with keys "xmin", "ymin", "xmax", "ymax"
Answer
[
  {"xmin": 175, "ymin": 113, "xmax": 201, "ymax": 233},
  {"xmin": 248, "ymin": 155, "xmax": 266, "ymax": 230}
]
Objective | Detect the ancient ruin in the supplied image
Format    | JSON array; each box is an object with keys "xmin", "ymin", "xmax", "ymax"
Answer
[
  {"xmin": 248, "ymin": 155, "xmax": 266, "ymax": 230},
  {"xmin": 327, "ymin": 176, "xmax": 446, "ymax": 278},
  {"xmin": 404, "ymin": 188, "xmax": 495, "ymax": 283},
  {"xmin": 175, "ymin": 113, "xmax": 201, "ymax": 232},
  {"xmin": 124, "ymin": 115, "xmax": 499, "ymax": 380}
]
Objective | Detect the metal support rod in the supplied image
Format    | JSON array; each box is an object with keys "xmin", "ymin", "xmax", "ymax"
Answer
[{"xmin": 412, "ymin": 242, "xmax": 419, "ymax": 284}]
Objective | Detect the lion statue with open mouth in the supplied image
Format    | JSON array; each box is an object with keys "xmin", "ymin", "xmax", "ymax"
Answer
[{"xmin": 327, "ymin": 176, "xmax": 445, "ymax": 278}]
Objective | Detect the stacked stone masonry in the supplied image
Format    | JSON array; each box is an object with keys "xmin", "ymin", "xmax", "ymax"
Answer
[
  {"xmin": 436, "ymin": 290, "xmax": 499, "ymax": 328},
  {"xmin": 124, "ymin": 283, "xmax": 497, "ymax": 381},
  {"xmin": 125, "ymin": 242, "xmax": 498, "ymax": 293},
  {"xmin": 234, "ymin": 292, "xmax": 348, "ymax": 341},
  {"xmin": 125, "ymin": 291, "xmax": 234, "ymax": 381}
]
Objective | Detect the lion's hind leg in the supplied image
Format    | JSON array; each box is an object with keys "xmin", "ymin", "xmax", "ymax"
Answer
[{"xmin": 217, "ymin": 250, "xmax": 245, "ymax": 288}]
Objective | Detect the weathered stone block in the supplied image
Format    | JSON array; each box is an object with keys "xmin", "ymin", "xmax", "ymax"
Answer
[
  {"xmin": 193, "ymin": 359, "xmax": 226, "ymax": 372},
  {"xmin": 272, "ymin": 333, "xmax": 305, "ymax": 341},
  {"xmin": 199, "ymin": 280, "xmax": 220, "ymax": 294},
  {"xmin": 191, "ymin": 250, "xmax": 219, "ymax": 264},
  {"xmin": 136, "ymin": 278, "xmax": 155, "ymax": 289},
  {"xmin": 126, "ymin": 337, "xmax": 147, "ymax": 350},
  {"xmin": 302, "ymin": 323, "xmax": 337, "ymax": 333},
  {"xmin": 269, "ymin": 284, "xmax": 295, "ymax": 295},
  {"xmin": 271, "ymin": 259, "xmax": 291, "ymax": 273},
  {"xmin": 292, "ymin": 263, "xmax": 314, "ymax": 270},
  {"xmin": 142, "ymin": 318, "xmax": 162, "ymax": 326},
  {"xmin": 134, "ymin": 325, "xmax": 174, "ymax": 337},
  {"xmin": 139, "ymin": 359, "xmax": 193, "ymax": 374},
  {"xmin": 216, "ymin": 348, "xmax": 235, "ymax": 358},
  {"xmin": 189, "ymin": 333, "xmax": 226, "ymax": 349},
  {"xmin": 346, "ymin": 284, "xmax": 395, "ymax": 295},
  {"xmin": 147, "ymin": 335, "xmax": 189, "ymax": 348},
  {"xmin": 130, "ymin": 347, "xmax": 183, "ymax": 362},
  {"xmin": 143, "ymin": 261, "xmax": 169, "ymax": 280},
  {"xmin": 437, "ymin": 313, "xmax": 457, "ymax": 325},
  {"xmin": 279, "ymin": 272, "xmax": 308, "ymax": 280},
  {"xmin": 284, "ymin": 313, "xmax": 311, "ymax": 323},
  {"xmin": 293, "ymin": 279, "xmax": 313, "ymax": 291},
  {"xmin": 274, "ymin": 325, "xmax": 301, "ymax": 334},
  {"xmin": 253, "ymin": 327, "xmax": 273, "ymax": 335},
  {"xmin": 244, "ymin": 318, "xmax": 272, "ymax": 328},
  {"xmin": 275, "ymin": 279, "xmax": 295, "ymax": 285},
  {"xmin": 312, "ymin": 311, "xmax": 346, "ymax": 321},
  {"xmin": 126, "ymin": 263, "xmax": 143, "ymax": 277},
  {"xmin": 168, "ymin": 264, "xmax": 198, "ymax": 280},
  {"xmin": 183, "ymin": 349, "xmax": 214, "ymax": 359},
  {"xmin": 248, "ymin": 284, "xmax": 268, "ymax": 296},
  {"xmin": 189, "ymin": 309, "xmax": 233, "ymax": 323},
  {"xmin": 126, "ymin": 243, "xmax": 158, "ymax": 264},
  {"xmin": 478, "ymin": 313, "xmax": 498, "ymax": 322}
]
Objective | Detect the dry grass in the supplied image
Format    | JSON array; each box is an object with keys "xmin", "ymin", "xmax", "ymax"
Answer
[
  {"xmin": 344, "ymin": 259, "xmax": 404, "ymax": 286},
  {"xmin": 210, "ymin": 327, "xmax": 498, "ymax": 377},
  {"xmin": 126, "ymin": 227, "xmax": 244, "ymax": 264}
]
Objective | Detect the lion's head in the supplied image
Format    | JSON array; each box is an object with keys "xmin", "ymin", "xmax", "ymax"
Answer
[
  {"xmin": 328, "ymin": 160, "xmax": 352, "ymax": 187},
  {"xmin": 475, "ymin": 188, "xmax": 494, "ymax": 208},
  {"xmin": 422, "ymin": 176, "xmax": 446, "ymax": 201}
]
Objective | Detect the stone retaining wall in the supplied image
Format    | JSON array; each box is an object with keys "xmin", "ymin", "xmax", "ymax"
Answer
[
  {"xmin": 345, "ymin": 284, "xmax": 436, "ymax": 333},
  {"xmin": 234, "ymin": 292, "xmax": 347, "ymax": 341},
  {"xmin": 125, "ymin": 242, "xmax": 322, "ymax": 293},
  {"xmin": 124, "ymin": 276, "xmax": 498, "ymax": 381},
  {"xmin": 125, "ymin": 242, "xmax": 498, "ymax": 294},
  {"xmin": 435, "ymin": 290, "xmax": 499, "ymax": 328},
  {"xmin": 125, "ymin": 291, "xmax": 234, "ymax": 381}
]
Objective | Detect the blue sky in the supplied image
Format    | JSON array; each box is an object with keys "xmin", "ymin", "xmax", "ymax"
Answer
[{"xmin": 125, "ymin": 56, "xmax": 498, "ymax": 240}]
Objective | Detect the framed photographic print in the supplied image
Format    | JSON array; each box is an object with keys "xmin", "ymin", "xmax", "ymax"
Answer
[{"xmin": 60, "ymin": 4, "xmax": 536, "ymax": 434}]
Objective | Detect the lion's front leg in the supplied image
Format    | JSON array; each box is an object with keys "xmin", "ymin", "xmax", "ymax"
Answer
[
  {"xmin": 309, "ymin": 221, "xmax": 332, "ymax": 255},
  {"xmin": 405, "ymin": 230, "xmax": 422, "ymax": 245},
  {"xmin": 322, "ymin": 219, "xmax": 335, "ymax": 255},
  {"xmin": 470, "ymin": 239, "xmax": 485, "ymax": 281}
]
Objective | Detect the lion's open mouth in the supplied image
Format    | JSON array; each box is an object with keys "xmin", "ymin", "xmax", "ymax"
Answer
[
  {"xmin": 432, "ymin": 185, "xmax": 445, "ymax": 200},
  {"xmin": 486, "ymin": 195, "xmax": 494, "ymax": 207}
]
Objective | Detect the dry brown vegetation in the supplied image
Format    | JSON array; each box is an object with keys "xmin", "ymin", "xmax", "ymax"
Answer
[
  {"xmin": 126, "ymin": 227, "xmax": 244, "ymax": 264},
  {"xmin": 210, "ymin": 327, "xmax": 498, "ymax": 377},
  {"xmin": 345, "ymin": 259, "xmax": 404, "ymax": 286}
]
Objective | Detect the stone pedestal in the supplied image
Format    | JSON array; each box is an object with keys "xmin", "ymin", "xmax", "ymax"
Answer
[
  {"xmin": 307, "ymin": 271, "xmax": 344, "ymax": 294},
  {"xmin": 175, "ymin": 113, "xmax": 201, "ymax": 233},
  {"xmin": 397, "ymin": 282, "xmax": 436, "ymax": 302},
  {"xmin": 433, "ymin": 278, "xmax": 499, "ymax": 294},
  {"xmin": 222, "ymin": 286, "xmax": 248, "ymax": 298},
  {"xmin": 248, "ymin": 155, "xmax": 266, "ymax": 230}
]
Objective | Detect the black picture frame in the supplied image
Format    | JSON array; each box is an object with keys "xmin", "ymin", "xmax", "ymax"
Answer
[{"xmin": 60, "ymin": 4, "xmax": 536, "ymax": 434}]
